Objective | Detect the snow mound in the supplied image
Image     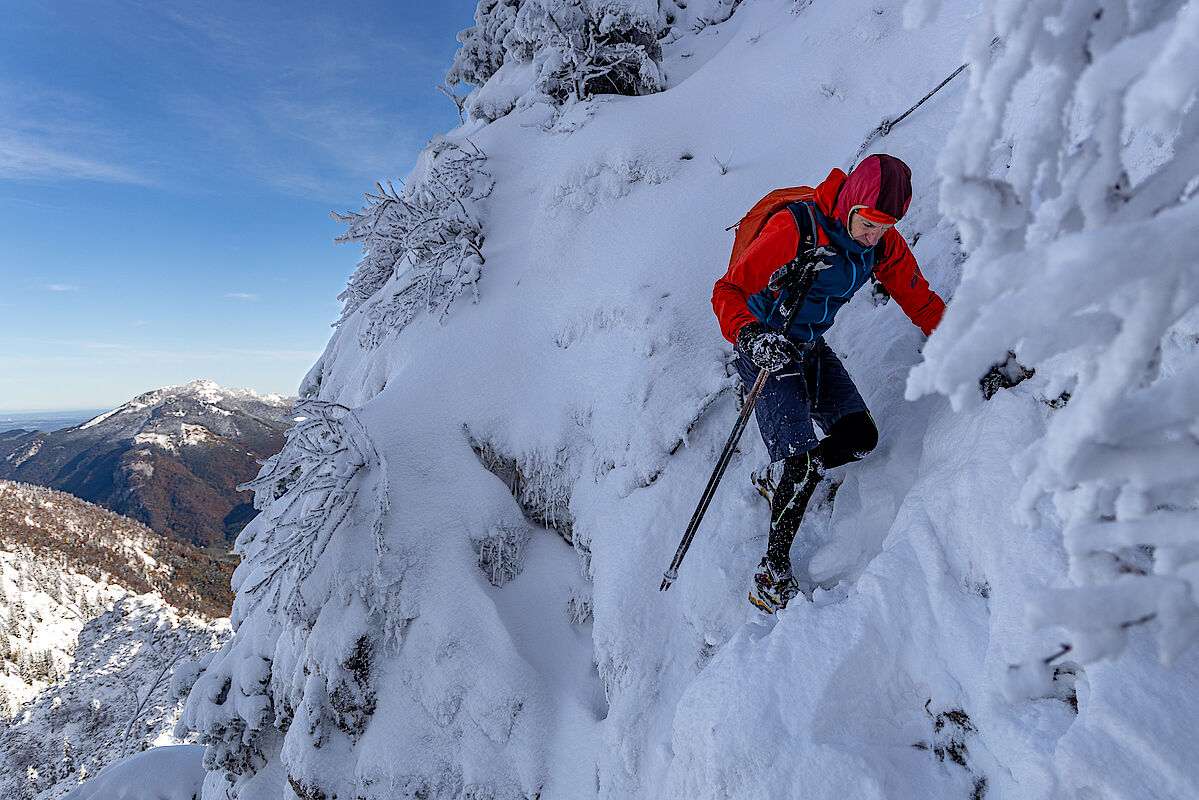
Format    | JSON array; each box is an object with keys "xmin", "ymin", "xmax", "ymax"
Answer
[{"xmin": 60, "ymin": 745, "xmax": 207, "ymax": 800}]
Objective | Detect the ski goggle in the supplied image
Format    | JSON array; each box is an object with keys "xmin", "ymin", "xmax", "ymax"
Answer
[{"xmin": 849, "ymin": 204, "xmax": 897, "ymax": 226}]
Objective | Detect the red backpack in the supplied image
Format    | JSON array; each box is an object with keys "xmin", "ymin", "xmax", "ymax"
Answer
[{"xmin": 727, "ymin": 186, "xmax": 816, "ymax": 268}]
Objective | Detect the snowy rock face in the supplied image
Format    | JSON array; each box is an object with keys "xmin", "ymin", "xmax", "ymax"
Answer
[
  {"xmin": 0, "ymin": 380, "xmax": 295, "ymax": 550},
  {"xmin": 172, "ymin": 1, "xmax": 1199, "ymax": 799},
  {"xmin": 0, "ymin": 481, "xmax": 228, "ymax": 800}
]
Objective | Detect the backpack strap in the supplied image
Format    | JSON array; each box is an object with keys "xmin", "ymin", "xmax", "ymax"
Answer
[
  {"xmin": 786, "ymin": 201, "xmax": 820, "ymax": 258},
  {"xmin": 765, "ymin": 201, "xmax": 826, "ymax": 300}
]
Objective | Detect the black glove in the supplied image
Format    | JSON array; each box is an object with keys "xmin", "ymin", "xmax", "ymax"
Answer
[
  {"xmin": 768, "ymin": 245, "xmax": 838, "ymax": 293},
  {"xmin": 737, "ymin": 322, "xmax": 793, "ymax": 372},
  {"xmin": 979, "ymin": 351, "xmax": 1034, "ymax": 400}
]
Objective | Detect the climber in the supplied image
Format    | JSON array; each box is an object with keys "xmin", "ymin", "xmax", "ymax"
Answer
[{"xmin": 711, "ymin": 154, "xmax": 945, "ymax": 613}]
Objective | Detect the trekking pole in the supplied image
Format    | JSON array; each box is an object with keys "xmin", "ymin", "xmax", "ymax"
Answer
[
  {"xmin": 659, "ymin": 366, "xmax": 771, "ymax": 591},
  {"xmin": 660, "ymin": 275, "xmax": 814, "ymax": 592}
]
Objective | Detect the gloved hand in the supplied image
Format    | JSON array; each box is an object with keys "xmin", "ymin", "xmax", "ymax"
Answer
[
  {"xmin": 768, "ymin": 245, "xmax": 838, "ymax": 293},
  {"xmin": 737, "ymin": 322, "xmax": 793, "ymax": 372}
]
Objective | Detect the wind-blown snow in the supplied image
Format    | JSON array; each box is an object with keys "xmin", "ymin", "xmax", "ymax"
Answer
[{"xmin": 102, "ymin": 1, "xmax": 1199, "ymax": 799}]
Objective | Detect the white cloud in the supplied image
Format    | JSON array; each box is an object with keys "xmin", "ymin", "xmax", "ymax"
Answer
[
  {"xmin": 0, "ymin": 5, "xmax": 450, "ymax": 199},
  {"xmin": 0, "ymin": 338, "xmax": 319, "ymax": 365},
  {"xmin": 46, "ymin": 284, "xmax": 81, "ymax": 292},
  {"xmin": 0, "ymin": 131, "xmax": 147, "ymax": 185},
  {"xmin": 225, "ymin": 292, "xmax": 257, "ymax": 300}
]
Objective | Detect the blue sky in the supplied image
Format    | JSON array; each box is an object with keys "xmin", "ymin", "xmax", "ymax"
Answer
[{"xmin": 0, "ymin": 0, "xmax": 479, "ymax": 410}]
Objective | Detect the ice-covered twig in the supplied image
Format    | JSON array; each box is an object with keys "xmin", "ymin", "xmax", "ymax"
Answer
[
  {"xmin": 331, "ymin": 139, "xmax": 493, "ymax": 347},
  {"xmin": 237, "ymin": 399, "xmax": 389, "ymax": 620}
]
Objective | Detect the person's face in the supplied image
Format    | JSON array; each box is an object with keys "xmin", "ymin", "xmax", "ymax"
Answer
[{"xmin": 848, "ymin": 211, "xmax": 893, "ymax": 247}]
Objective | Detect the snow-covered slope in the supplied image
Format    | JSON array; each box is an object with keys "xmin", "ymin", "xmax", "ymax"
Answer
[
  {"xmin": 133, "ymin": 1, "xmax": 1199, "ymax": 798},
  {"xmin": 0, "ymin": 481, "xmax": 229, "ymax": 800}
]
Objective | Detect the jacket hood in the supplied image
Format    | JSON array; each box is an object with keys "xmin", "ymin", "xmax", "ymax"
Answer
[
  {"xmin": 814, "ymin": 168, "xmax": 849, "ymax": 223},
  {"xmin": 815, "ymin": 154, "xmax": 913, "ymax": 227}
]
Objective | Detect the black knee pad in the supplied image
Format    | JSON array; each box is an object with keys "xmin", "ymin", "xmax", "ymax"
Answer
[{"xmin": 819, "ymin": 411, "xmax": 878, "ymax": 469}]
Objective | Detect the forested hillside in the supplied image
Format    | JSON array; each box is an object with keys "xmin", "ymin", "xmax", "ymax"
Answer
[{"xmin": 0, "ymin": 481, "xmax": 228, "ymax": 800}]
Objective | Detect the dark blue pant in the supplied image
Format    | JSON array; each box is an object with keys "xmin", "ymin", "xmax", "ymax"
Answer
[
  {"xmin": 734, "ymin": 338, "xmax": 869, "ymax": 463},
  {"xmin": 735, "ymin": 338, "xmax": 878, "ymax": 573}
]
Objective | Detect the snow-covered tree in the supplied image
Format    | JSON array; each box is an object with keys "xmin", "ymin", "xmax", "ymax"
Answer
[
  {"xmin": 446, "ymin": 0, "xmax": 664, "ymax": 122},
  {"xmin": 178, "ymin": 401, "xmax": 391, "ymax": 799},
  {"xmin": 909, "ymin": 0, "xmax": 1199, "ymax": 669},
  {"xmin": 0, "ymin": 597, "xmax": 224, "ymax": 800},
  {"xmin": 446, "ymin": 0, "xmax": 520, "ymax": 89},
  {"xmin": 326, "ymin": 138, "xmax": 492, "ymax": 349}
]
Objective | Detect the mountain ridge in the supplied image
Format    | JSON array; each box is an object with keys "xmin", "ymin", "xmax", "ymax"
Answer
[
  {"xmin": 0, "ymin": 480, "xmax": 235, "ymax": 617},
  {"xmin": 0, "ymin": 380, "xmax": 295, "ymax": 550}
]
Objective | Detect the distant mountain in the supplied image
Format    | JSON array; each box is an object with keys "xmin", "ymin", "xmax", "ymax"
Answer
[
  {"xmin": 0, "ymin": 480, "xmax": 229, "ymax": 800},
  {"xmin": 0, "ymin": 380, "xmax": 295, "ymax": 549}
]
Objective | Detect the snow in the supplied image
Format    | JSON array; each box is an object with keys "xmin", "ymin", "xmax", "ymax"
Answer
[
  {"xmin": 133, "ymin": 432, "xmax": 178, "ymax": 453},
  {"xmin": 59, "ymin": 745, "xmax": 206, "ymax": 800},
  {"xmin": 476, "ymin": 526, "xmax": 605, "ymax": 798},
  {"xmin": 6, "ymin": 438, "xmax": 42, "ymax": 468},
  {"xmin": 80, "ymin": 379, "xmax": 288, "ymax": 432},
  {"xmin": 78, "ymin": 408, "xmax": 122, "ymax": 431},
  {"xmin": 908, "ymin": 0, "xmax": 1199, "ymax": 667},
  {"xmin": 0, "ymin": 481, "xmax": 229, "ymax": 799},
  {"xmin": 128, "ymin": 460, "xmax": 155, "ymax": 479},
  {"xmin": 81, "ymin": 0, "xmax": 1199, "ymax": 798},
  {"xmin": 0, "ymin": 546, "xmax": 128, "ymax": 711},
  {"xmin": 180, "ymin": 424, "xmax": 213, "ymax": 446}
]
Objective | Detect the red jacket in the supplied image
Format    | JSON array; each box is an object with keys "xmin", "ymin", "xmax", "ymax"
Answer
[{"xmin": 712, "ymin": 168, "xmax": 945, "ymax": 343}]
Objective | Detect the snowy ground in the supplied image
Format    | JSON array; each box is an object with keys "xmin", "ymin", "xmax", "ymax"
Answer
[
  {"xmin": 80, "ymin": 0, "xmax": 1199, "ymax": 798},
  {"xmin": 0, "ymin": 555, "xmax": 228, "ymax": 800},
  {"xmin": 59, "ymin": 745, "xmax": 208, "ymax": 800}
]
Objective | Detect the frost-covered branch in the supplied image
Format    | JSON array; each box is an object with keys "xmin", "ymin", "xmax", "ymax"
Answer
[
  {"xmin": 332, "ymin": 138, "xmax": 493, "ymax": 349},
  {"xmin": 119, "ymin": 655, "xmax": 174, "ymax": 758},
  {"xmin": 181, "ymin": 400, "xmax": 390, "ymax": 795},
  {"xmin": 909, "ymin": 0, "xmax": 1199, "ymax": 666},
  {"xmin": 446, "ymin": 0, "xmax": 664, "ymax": 123},
  {"xmin": 237, "ymin": 399, "xmax": 389, "ymax": 619}
]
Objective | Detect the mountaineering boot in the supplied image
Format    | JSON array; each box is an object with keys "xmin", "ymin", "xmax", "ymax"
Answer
[
  {"xmin": 750, "ymin": 467, "xmax": 776, "ymax": 506},
  {"xmin": 749, "ymin": 557, "xmax": 801, "ymax": 614}
]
